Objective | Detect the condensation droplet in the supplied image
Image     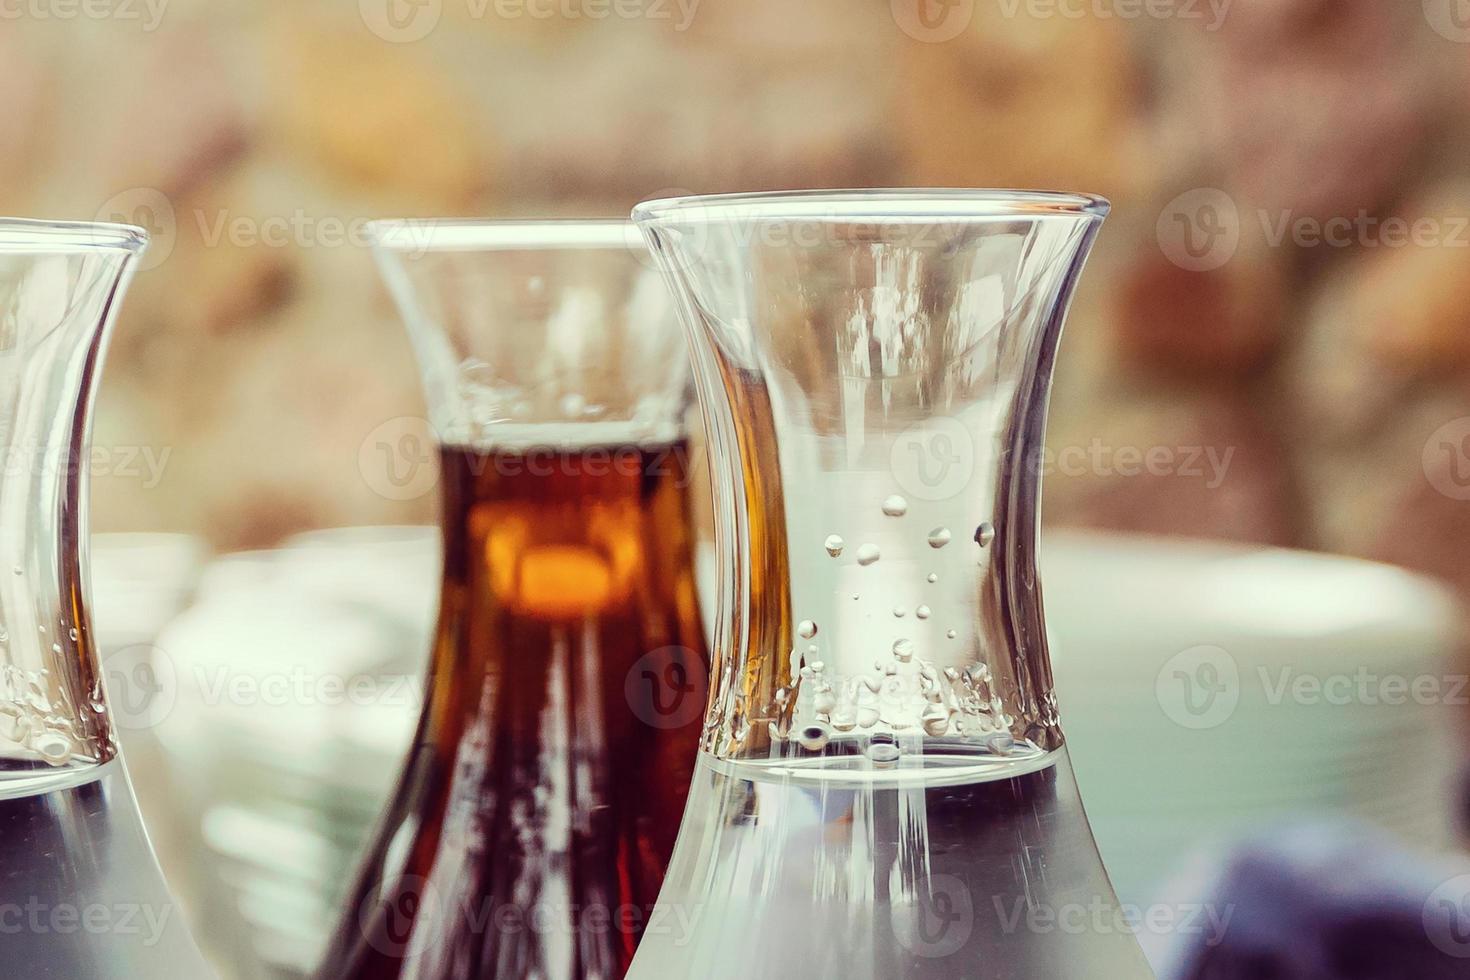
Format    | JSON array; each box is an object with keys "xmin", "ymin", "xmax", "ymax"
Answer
[
  {"xmin": 68, "ymin": 628, "xmax": 79, "ymax": 642},
  {"xmin": 851, "ymin": 593, "xmax": 860, "ymax": 601},
  {"xmin": 927, "ymin": 527, "xmax": 952, "ymax": 549},
  {"xmin": 892, "ymin": 607, "xmax": 906, "ymax": 619},
  {"xmin": 892, "ymin": 639, "xmax": 915, "ymax": 663},
  {"xmin": 916, "ymin": 605, "xmax": 932, "ymax": 620},
  {"xmin": 927, "ymin": 573, "xmax": 939, "ymax": 584},
  {"xmin": 797, "ymin": 620, "xmax": 818, "ymax": 639},
  {"xmin": 824, "ymin": 535, "xmax": 845, "ymax": 557},
  {"xmin": 975, "ymin": 521, "xmax": 996, "ymax": 548},
  {"xmin": 856, "ymin": 544, "xmax": 881, "ymax": 566},
  {"xmin": 946, "ymin": 629, "xmax": 958, "ymax": 639},
  {"xmin": 881, "ymin": 495, "xmax": 909, "ymax": 518}
]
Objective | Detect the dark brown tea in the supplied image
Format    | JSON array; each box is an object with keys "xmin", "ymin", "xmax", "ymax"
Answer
[{"xmin": 319, "ymin": 440, "xmax": 709, "ymax": 980}]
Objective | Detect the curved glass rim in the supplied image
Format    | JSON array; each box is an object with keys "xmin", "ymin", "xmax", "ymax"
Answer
[
  {"xmin": 633, "ymin": 188, "xmax": 1111, "ymax": 224},
  {"xmin": 368, "ymin": 218, "xmax": 641, "ymax": 253},
  {"xmin": 0, "ymin": 217, "xmax": 149, "ymax": 254}
]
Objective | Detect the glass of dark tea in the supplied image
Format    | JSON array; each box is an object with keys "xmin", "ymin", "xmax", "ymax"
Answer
[{"xmin": 318, "ymin": 221, "xmax": 709, "ymax": 980}]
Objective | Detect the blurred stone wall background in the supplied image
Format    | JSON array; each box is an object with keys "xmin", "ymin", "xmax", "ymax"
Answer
[{"xmin": 4, "ymin": 0, "xmax": 1470, "ymax": 599}]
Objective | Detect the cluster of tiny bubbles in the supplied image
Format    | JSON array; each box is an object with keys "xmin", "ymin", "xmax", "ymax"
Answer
[
  {"xmin": 975, "ymin": 521, "xmax": 996, "ymax": 548},
  {"xmin": 927, "ymin": 527, "xmax": 951, "ymax": 549},
  {"xmin": 824, "ymin": 535, "xmax": 845, "ymax": 557},
  {"xmin": 797, "ymin": 620, "xmax": 818, "ymax": 640},
  {"xmin": 915, "ymin": 605, "xmax": 932, "ymax": 620},
  {"xmin": 881, "ymin": 495, "xmax": 909, "ymax": 517},
  {"xmin": 855, "ymin": 544, "xmax": 881, "ymax": 566}
]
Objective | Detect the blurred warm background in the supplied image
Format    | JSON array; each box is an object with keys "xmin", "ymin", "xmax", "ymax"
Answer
[
  {"xmin": 10, "ymin": 1, "xmax": 1470, "ymax": 976},
  {"xmin": 1, "ymin": 0, "xmax": 1466, "ymax": 594}
]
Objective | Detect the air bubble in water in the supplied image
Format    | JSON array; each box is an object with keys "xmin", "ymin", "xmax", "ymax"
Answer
[
  {"xmin": 34, "ymin": 733, "xmax": 72, "ymax": 766},
  {"xmin": 867, "ymin": 742, "xmax": 901, "ymax": 765},
  {"xmin": 797, "ymin": 723, "xmax": 831, "ymax": 752},
  {"xmin": 927, "ymin": 527, "xmax": 951, "ymax": 549},
  {"xmin": 892, "ymin": 607, "xmax": 905, "ymax": 619},
  {"xmin": 68, "ymin": 628, "xmax": 79, "ymax": 642},
  {"xmin": 824, "ymin": 535, "xmax": 845, "ymax": 557},
  {"xmin": 559, "ymin": 393, "xmax": 587, "ymax": 417},
  {"xmin": 921, "ymin": 704, "xmax": 950, "ymax": 736},
  {"xmin": 892, "ymin": 638, "xmax": 915, "ymax": 663},
  {"xmin": 987, "ymin": 732, "xmax": 1015, "ymax": 755},
  {"xmin": 975, "ymin": 521, "xmax": 996, "ymax": 547},
  {"xmin": 927, "ymin": 573, "xmax": 939, "ymax": 584},
  {"xmin": 797, "ymin": 620, "xmax": 818, "ymax": 639},
  {"xmin": 946, "ymin": 629, "xmax": 958, "ymax": 639},
  {"xmin": 11, "ymin": 567, "xmax": 20, "ymax": 576},
  {"xmin": 916, "ymin": 605, "xmax": 931, "ymax": 620},
  {"xmin": 881, "ymin": 495, "xmax": 908, "ymax": 517},
  {"xmin": 856, "ymin": 544, "xmax": 881, "ymax": 566}
]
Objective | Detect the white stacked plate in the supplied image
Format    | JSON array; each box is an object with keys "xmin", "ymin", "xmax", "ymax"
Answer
[
  {"xmin": 147, "ymin": 527, "xmax": 438, "ymax": 978},
  {"xmin": 1043, "ymin": 530, "xmax": 1466, "ymax": 908}
]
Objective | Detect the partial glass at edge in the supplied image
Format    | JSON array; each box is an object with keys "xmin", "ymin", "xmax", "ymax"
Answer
[{"xmin": 0, "ymin": 218, "xmax": 148, "ymax": 797}]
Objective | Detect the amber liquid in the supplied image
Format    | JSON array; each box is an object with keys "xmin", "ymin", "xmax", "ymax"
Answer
[{"xmin": 319, "ymin": 440, "xmax": 709, "ymax": 980}]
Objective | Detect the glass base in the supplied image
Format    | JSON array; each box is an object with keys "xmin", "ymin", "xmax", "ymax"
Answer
[
  {"xmin": 630, "ymin": 746, "xmax": 1154, "ymax": 979},
  {"xmin": 0, "ymin": 758, "xmax": 213, "ymax": 975}
]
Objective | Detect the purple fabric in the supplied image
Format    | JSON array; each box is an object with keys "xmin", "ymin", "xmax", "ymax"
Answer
[{"xmin": 1146, "ymin": 823, "xmax": 1470, "ymax": 980}]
